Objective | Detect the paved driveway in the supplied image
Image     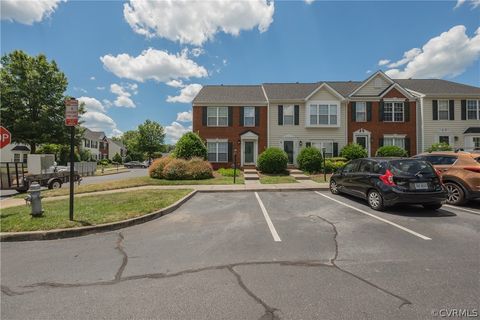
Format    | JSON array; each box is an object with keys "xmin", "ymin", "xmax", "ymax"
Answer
[{"xmin": 1, "ymin": 191, "xmax": 479, "ymax": 319}]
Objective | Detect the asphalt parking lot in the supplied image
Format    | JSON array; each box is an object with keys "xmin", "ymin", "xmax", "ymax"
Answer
[{"xmin": 1, "ymin": 191, "xmax": 479, "ymax": 320}]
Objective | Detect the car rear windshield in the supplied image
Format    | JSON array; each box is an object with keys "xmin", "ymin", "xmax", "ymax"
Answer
[{"xmin": 389, "ymin": 160, "xmax": 435, "ymax": 176}]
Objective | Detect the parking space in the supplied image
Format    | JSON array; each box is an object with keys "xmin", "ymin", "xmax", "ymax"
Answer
[{"xmin": 2, "ymin": 191, "xmax": 479, "ymax": 319}]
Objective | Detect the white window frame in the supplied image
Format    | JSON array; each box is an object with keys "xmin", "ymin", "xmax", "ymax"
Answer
[
  {"xmin": 207, "ymin": 107, "xmax": 229, "ymax": 127},
  {"xmin": 466, "ymin": 100, "xmax": 480, "ymax": 120},
  {"xmin": 207, "ymin": 140, "xmax": 228, "ymax": 163},
  {"xmin": 283, "ymin": 105, "xmax": 294, "ymax": 125},
  {"xmin": 355, "ymin": 102, "xmax": 367, "ymax": 122},
  {"xmin": 384, "ymin": 101, "xmax": 404, "ymax": 122},
  {"xmin": 438, "ymin": 100, "xmax": 450, "ymax": 120},
  {"xmin": 307, "ymin": 100, "xmax": 339, "ymax": 127},
  {"xmin": 438, "ymin": 135, "xmax": 451, "ymax": 145},
  {"xmin": 308, "ymin": 140, "xmax": 334, "ymax": 158},
  {"xmin": 473, "ymin": 136, "xmax": 480, "ymax": 149},
  {"xmin": 244, "ymin": 107, "xmax": 255, "ymax": 127},
  {"xmin": 13, "ymin": 153, "xmax": 20, "ymax": 163},
  {"xmin": 383, "ymin": 135, "xmax": 406, "ymax": 149}
]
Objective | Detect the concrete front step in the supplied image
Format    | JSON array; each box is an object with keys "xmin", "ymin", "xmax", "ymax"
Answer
[
  {"xmin": 244, "ymin": 173, "xmax": 260, "ymax": 180},
  {"xmin": 243, "ymin": 168, "xmax": 258, "ymax": 174},
  {"xmin": 291, "ymin": 174, "xmax": 310, "ymax": 180},
  {"xmin": 289, "ymin": 169, "xmax": 303, "ymax": 174}
]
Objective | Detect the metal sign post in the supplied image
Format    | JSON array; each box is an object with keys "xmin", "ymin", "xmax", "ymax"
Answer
[
  {"xmin": 323, "ymin": 148, "xmax": 327, "ymax": 182},
  {"xmin": 233, "ymin": 149, "xmax": 237, "ymax": 184},
  {"xmin": 65, "ymin": 98, "xmax": 79, "ymax": 221}
]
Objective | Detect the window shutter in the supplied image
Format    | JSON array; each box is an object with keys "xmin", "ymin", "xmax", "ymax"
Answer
[
  {"xmin": 449, "ymin": 100, "xmax": 455, "ymax": 120},
  {"xmin": 461, "ymin": 100, "xmax": 466, "ymax": 120},
  {"xmin": 255, "ymin": 107, "xmax": 260, "ymax": 126},
  {"xmin": 432, "ymin": 100, "xmax": 438, "ymax": 120},
  {"xmin": 379, "ymin": 138, "xmax": 384, "ymax": 147},
  {"xmin": 351, "ymin": 102, "xmax": 356, "ymax": 121},
  {"xmin": 228, "ymin": 142, "xmax": 232, "ymax": 163},
  {"xmin": 404, "ymin": 137, "xmax": 410, "ymax": 156},
  {"xmin": 379, "ymin": 101, "xmax": 384, "ymax": 121},
  {"xmin": 239, "ymin": 107, "xmax": 244, "ymax": 126},
  {"xmin": 228, "ymin": 107, "xmax": 233, "ymax": 126},
  {"xmin": 333, "ymin": 143, "xmax": 338, "ymax": 157},
  {"xmin": 294, "ymin": 105, "xmax": 300, "ymax": 125},
  {"xmin": 367, "ymin": 102, "xmax": 372, "ymax": 121},
  {"xmin": 278, "ymin": 105, "xmax": 283, "ymax": 125},
  {"xmin": 404, "ymin": 101, "xmax": 410, "ymax": 122},
  {"xmin": 202, "ymin": 107, "xmax": 207, "ymax": 126}
]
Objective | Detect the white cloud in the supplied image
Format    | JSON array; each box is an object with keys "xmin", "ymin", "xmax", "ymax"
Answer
[
  {"xmin": 101, "ymin": 48, "xmax": 208, "ymax": 83},
  {"xmin": 454, "ymin": 0, "xmax": 480, "ymax": 9},
  {"xmin": 96, "ymin": 86, "xmax": 105, "ymax": 90},
  {"xmin": 81, "ymin": 111, "xmax": 122, "ymax": 137},
  {"xmin": 78, "ymin": 96, "xmax": 106, "ymax": 113},
  {"xmin": 387, "ymin": 48, "xmax": 422, "ymax": 68},
  {"xmin": 190, "ymin": 48, "xmax": 205, "ymax": 57},
  {"xmin": 305, "ymin": 0, "xmax": 315, "ymax": 4},
  {"xmin": 165, "ymin": 121, "xmax": 192, "ymax": 143},
  {"xmin": 103, "ymin": 99, "xmax": 113, "ymax": 107},
  {"xmin": 110, "ymin": 83, "xmax": 136, "ymax": 108},
  {"xmin": 123, "ymin": 0, "xmax": 274, "ymax": 46},
  {"xmin": 378, "ymin": 59, "xmax": 390, "ymax": 66},
  {"xmin": 366, "ymin": 70, "xmax": 372, "ymax": 74},
  {"xmin": 167, "ymin": 83, "xmax": 203, "ymax": 103},
  {"xmin": 90, "ymin": 76, "xmax": 95, "ymax": 80},
  {"xmin": 74, "ymin": 86, "xmax": 87, "ymax": 93},
  {"xmin": 166, "ymin": 80, "xmax": 184, "ymax": 88},
  {"xmin": 385, "ymin": 25, "xmax": 480, "ymax": 79},
  {"xmin": 176, "ymin": 111, "xmax": 192, "ymax": 122},
  {"xmin": 0, "ymin": 0, "xmax": 64, "ymax": 25}
]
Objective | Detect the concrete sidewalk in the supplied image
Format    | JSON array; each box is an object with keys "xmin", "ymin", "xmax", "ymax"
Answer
[{"xmin": 0, "ymin": 180, "xmax": 328, "ymax": 209}]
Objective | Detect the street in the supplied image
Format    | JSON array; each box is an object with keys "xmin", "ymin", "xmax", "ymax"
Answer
[{"xmin": 1, "ymin": 191, "xmax": 479, "ymax": 320}]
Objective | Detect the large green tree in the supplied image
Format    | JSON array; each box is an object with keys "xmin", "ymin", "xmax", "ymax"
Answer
[
  {"xmin": 137, "ymin": 120, "xmax": 165, "ymax": 160},
  {"xmin": 0, "ymin": 50, "xmax": 79, "ymax": 153}
]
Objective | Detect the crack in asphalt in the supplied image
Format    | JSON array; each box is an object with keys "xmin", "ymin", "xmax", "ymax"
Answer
[
  {"xmin": 309, "ymin": 214, "xmax": 412, "ymax": 309},
  {"xmin": 114, "ymin": 232, "xmax": 128, "ymax": 281},
  {"xmin": 1, "ymin": 285, "xmax": 32, "ymax": 296}
]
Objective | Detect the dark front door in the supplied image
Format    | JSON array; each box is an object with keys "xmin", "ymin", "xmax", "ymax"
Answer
[
  {"xmin": 244, "ymin": 141, "xmax": 254, "ymax": 164},
  {"xmin": 284, "ymin": 141, "xmax": 294, "ymax": 164}
]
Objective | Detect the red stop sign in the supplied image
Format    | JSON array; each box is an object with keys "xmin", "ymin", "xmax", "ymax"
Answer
[{"xmin": 0, "ymin": 126, "xmax": 11, "ymax": 149}]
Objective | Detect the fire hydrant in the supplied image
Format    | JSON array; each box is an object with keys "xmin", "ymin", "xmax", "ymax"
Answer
[{"xmin": 25, "ymin": 182, "xmax": 44, "ymax": 217}]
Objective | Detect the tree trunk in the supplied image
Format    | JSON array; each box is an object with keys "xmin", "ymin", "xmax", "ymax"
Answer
[{"xmin": 30, "ymin": 143, "xmax": 36, "ymax": 154}]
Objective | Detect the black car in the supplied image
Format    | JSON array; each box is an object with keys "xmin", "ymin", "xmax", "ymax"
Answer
[
  {"xmin": 330, "ymin": 158, "xmax": 447, "ymax": 211},
  {"xmin": 124, "ymin": 161, "xmax": 147, "ymax": 169}
]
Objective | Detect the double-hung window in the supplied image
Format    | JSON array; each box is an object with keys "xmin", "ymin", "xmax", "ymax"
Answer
[
  {"xmin": 244, "ymin": 107, "xmax": 255, "ymax": 126},
  {"xmin": 207, "ymin": 107, "xmax": 228, "ymax": 126},
  {"xmin": 384, "ymin": 102, "xmax": 404, "ymax": 122},
  {"xmin": 439, "ymin": 136, "xmax": 450, "ymax": 145},
  {"xmin": 283, "ymin": 105, "xmax": 294, "ymax": 125},
  {"xmin": 384, "ymin": 135, "xmax": 405, "ymax": 149},
  {"xmin": 467, "ymin": 100, "xmax": 480, "ymax": 120},
  {"xmin": 207, "ymin": 141, "xmax": 228, "ymax": 162},
  {"xmin": 13, "ymin": 154, "xmax": 20, "ymax": 163},
  {"xmin": 473, "ymin": 137, "xmax": 480, "ymax": 149},
  {"xmin": 438, "ymin": 100, "xmax": 449, "ymax": 120},
  {"xmin": 309, "ymin": 103, "xmax": 338, "ymax": 126},
  {"xmin": 355, "ymin": 102, "xmax": 367, "ymax": 122}
]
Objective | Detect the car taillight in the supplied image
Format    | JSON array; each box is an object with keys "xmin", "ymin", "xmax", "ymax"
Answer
[
  {"xmin": 380, "ymin": 169, "xmax": 396, "ymax": 186},
  {"xmin": 464, "ymin": 167, "xmax": 480, "ymax": 173},
  {"xmin": 435, "ymin": 169, "xmax": 443, "ymax": 184}
]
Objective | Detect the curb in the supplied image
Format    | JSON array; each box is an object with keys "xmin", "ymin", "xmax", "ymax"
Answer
[
  {"xmin": 195, "ymin": 187, "xmax": 328, "ymax": 193},
  {"xmin": 0, "ymin": 190, "xmax": 197, "ymax": 242}
]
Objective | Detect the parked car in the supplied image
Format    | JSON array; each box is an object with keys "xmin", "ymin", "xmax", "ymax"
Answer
[
  {"xmin": 330, "ymin": 158, "xmax": 447, "ymax": 211},
  {"xmin": 413, "ymin": 152, "xmax": 480, "ymax": 205},
  {"xmin": 124, "ymin": 161, "xmax": 147, "ymax": 169}
]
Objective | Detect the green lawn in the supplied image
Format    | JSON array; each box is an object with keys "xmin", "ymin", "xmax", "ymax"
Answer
[
  {"xmin": 308, "ymin": 174, "xmax": 332, "ymax": 183},
  {"xmin": 259, "ymin": 174, "xmax": 298, "ymax": 184},
  {"xmin": 1, "ymin": 189, "xmax": 192, "ymax": 232},
  {"xmin": 34, "ymin": 174, "xmax": 244, "ymax": 198}
]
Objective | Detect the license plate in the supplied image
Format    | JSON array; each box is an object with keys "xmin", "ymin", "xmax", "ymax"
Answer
[{"xmin": 414, "ymin": 183, "xmax": 428, "ymax": 190}]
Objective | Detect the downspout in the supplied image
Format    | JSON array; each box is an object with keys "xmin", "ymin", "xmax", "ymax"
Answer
[{"xmin": 420, "ymin": 96, "xmax": 425, "ymax": 153}]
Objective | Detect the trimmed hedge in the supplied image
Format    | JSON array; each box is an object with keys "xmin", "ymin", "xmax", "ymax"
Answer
[
  {"xmin": 149, "ymin": 156, "xmax": 213, "ymax": 180},
  {"xmin": 340, "ymin": 143, "xmax": 367, "ymax": 160},
  {"xmin": 257, "ymin": 147, "xmax": 288, "ymax": 174},
  {"xmin": 296, "ymin": 147, "xmax": 323, "ymax": 173},
  {"xmin": 324, "ymin": 159, "xmax": 347, "ymax": 173},
  {"xmin": 187, "ymin": 157, "xmax": 214, "ymax": 179},
  {"xmin": 148, "ymin": 156, "xmax": 174, "ymax": 179},
  {"xmin": 426, "ymin": 142, "xmax": 453, "ymax": 152},
  {"xmin": 375, "ymin": 145, "xmax": 408, "ymax": 157}
]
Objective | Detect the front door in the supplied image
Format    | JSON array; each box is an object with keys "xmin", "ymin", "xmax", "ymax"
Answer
[
  {"xmin": 244, "ymin": 141, "xmax": 254, "ymax": 164},
  {"xmin": 284, "ymin": 141, "xmax": 294, "ymax": 164},
  {"xmin": 355, "ymin": 135, "xmax": 369, "ymax": 156}
]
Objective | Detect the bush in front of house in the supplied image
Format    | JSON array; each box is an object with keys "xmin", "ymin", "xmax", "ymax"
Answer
[
  {"xmin": 174, "ymin": 132, "xmax": 207, "ymax": 160},
  {"xmin": 340, "ymin": 143, "xmax": 367, "ymax": 160},
  {"xmin": 375, "ymin": 145, "xmax": 408, "ymax": 157},
  {"xmin": 296, "ymin": 147, "xmax": 323, "ymax": 173},
  {"xmin": 163, "ymin": 158, "xmax": 190, "ymax": 180},
  {"xmin": 324, "ymin": 159, "xmax": 348, "ymax": 173},
  {"xmin": 148, "ymin": 156, "xmax": 174, "ymax": 179},
  {"xmin": 187, "ymin": 157, "xmax": 213, "ymax": 180},
  {"xmin": 426, "ymin": 142, "xmax": 453, "ymax": 152},
  {"xmin": 257, "ymin": 147, "xmax": 288, "ymax": 174},
  {"xmin": 113, "ymin": 153, "xmax": 123, "ymax": 164},
  {"xmin": 217, "ymin": 168, "xmax": 241, "ymax": 177}
]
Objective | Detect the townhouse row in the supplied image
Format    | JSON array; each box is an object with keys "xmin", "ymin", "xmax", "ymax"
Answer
[{"xmin": 192, "ymin": 71, "xmax": 480, "ymax": 169}]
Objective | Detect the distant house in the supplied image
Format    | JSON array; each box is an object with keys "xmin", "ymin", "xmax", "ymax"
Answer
[
  {"xmin": 0, "ymin": 143, "xmax": 30, "ymax": 163},
  {"xmin": 81, "ymin": 128, "xmax": 108, "ymax": 160},
  {"xmin": 107, "ymin": 138, "xmax": 127, "ymax": 160}
]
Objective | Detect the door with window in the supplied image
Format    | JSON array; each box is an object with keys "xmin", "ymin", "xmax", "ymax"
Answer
[
  {"xmin": 244, "ymin": 141, "xmax": 254, "ymax": 164},
  {"xmin": 355, "ymin": 135, "xmax": 370, "ymax": 156},
  {"xmin": 284, "ymin": 141, "xmax": 294, "ymax": 164}
]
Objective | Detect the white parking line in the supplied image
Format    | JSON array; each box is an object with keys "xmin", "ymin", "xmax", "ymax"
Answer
[
  {"xmin": 444, "ymin": 204, "xmax": 480, "ymax": 216},
  {"xmin": 314, "ymin": 191, "xmax": 432, "ymax": 241},
  {"xmin": 254, "ymin": 192, "xmax": 281, "ymax": 242}
]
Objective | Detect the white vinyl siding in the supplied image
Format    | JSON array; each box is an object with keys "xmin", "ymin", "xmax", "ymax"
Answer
[
  {"xmin": 244, "ymin": 107, "xmax": 255, "ymax": 126},
  {"xmin": 353, "ymin": 74, "xmax": 390, "ymax": 96},
  {"xmin": 438, "ymin": 100, "xmax": 450, "ymax": 120},
  {"xmin": 207, "ymin": 107, "xmax": 228, "ymax": 127},
  {"xmin": 207, "ymin": 141, "xmax": 228, "ymax": 163}
]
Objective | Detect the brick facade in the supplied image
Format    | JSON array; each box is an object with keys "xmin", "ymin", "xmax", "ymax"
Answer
[
  {"xmin": 348, "ymin": 88, "xmax": 417, "ymax": 156},
  {"xmin": 192, "ymin": 105, "xmax": 268, "ymax": 169}
]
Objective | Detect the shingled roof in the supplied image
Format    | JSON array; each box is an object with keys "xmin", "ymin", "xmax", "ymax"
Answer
[
  {"xmin": 193, "ymin": 85, "xmax": 267, "ymax": 104},
  {"xmin": 395, "ymin": 79, "xmax": 480, "ymax": 96}
]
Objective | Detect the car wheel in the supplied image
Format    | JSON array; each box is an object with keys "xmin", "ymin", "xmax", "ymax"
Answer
[
  {"xmin": 49, "ymin": 180, "xmax": 62, "ymax": 189},
  {"xmin": 423, "ymin": 203, "xmax": 442, "ymax": 210},
  {"xmin": 367, "ymin": 190, "xmax": 385, "ymax": 211},
  {"xmin": 444, "ymin": 182, "xmax": 466, "ymax": 205},
  {"xmin": 330, "ymin": 179, "xmax": 340, "ymax": 195}
]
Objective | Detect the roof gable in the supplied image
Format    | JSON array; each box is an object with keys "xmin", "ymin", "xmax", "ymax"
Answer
[
  {"xmin": 350, "ymin": 71, "xmax": 394, "ymax": 97},
  {"xmin": 305, "ymin": 83, "xmax": 345, "ymax": 101}
]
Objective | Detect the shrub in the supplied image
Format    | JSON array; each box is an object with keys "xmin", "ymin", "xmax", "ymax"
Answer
[
  {"xmin": 148, "ymin": 156, "xmax": 174, "ymax": 179},
  {"xmin": 174, "ymin": 132, "xmax": 207, "ymax": 160},
  {"xmin": 112, "ymin": 153, "xmax": 123, "ymax": 164},
  {"xmin": 217, "ymin": 168, "xmax": 241, "ymax": 177},
  {"xmin": 163, "ymin": 158, "xmax": 190, "ymax": 180},
  {"xmin": 426, "ymin": 142, "xmax": 453, "ymax": 152},
  {"xmin": 324, "ymin": 159, "xmax": 347, "ymax": 173},
  {"xmin": 98, "ymin": 159, "xmax": 109, "ymax": 166},
  {"xmin": 124, "ymin": 155, "xmax": 132, "ymax": 163},
  {"xmin": 375, "ymin": 145, "xmax": 408, "ymax": 157},
  {"xmin": 296, "ymin": 147, "xmax": 323, "ymax": 173},
  {"xmin": 340, "ymin": 143, "xmax": 367, "ymax": 160},
  {"xmin": 257, "ymin": 147, "xmax": 288, "ymax": 174},
  {"xmin": 187, "ymin": 157, "xmax": 213, "ymax": 180}
]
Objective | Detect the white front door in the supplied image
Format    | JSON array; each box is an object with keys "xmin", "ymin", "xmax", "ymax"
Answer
[
  {"xmin": 241, "ymin": 140, "xmax": 257, "ymax": 166},
  {"xmin": 355, "ymin": 135, "xmax": 370, "ymax": 156}
]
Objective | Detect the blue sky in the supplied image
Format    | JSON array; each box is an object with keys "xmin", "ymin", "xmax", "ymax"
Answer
[{"xmin": 1, "ymin": 0, "xmax": 479, "ymax": 143}]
